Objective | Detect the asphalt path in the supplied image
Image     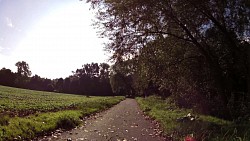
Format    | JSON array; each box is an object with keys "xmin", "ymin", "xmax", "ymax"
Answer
[{"xmin": 39, "ymin": 99, "xmax": 165, "ymax": 141}]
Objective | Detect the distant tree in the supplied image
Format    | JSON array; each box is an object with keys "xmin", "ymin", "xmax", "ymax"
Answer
[
  {"xmin": 0, "ymin": 62, "xmax": 114, "ymax": 96},
  {"xmin": 39, "ymin": 78, "xmax": 54, "ymax": 92},
  {"xmin": 70, "ymin": 62, "xmax": 114, "ymax": 96},
  {"xmin": 69, "ymin": 76, "xmax": 80, "ymax": 94},
  {"xmin": 99, "ymin": 63, "xmax": 113, "ymax": 96},
  {"xmin": 46, "ymin": 83, "xmax": 54, "ymax": 92},
  {"xmin": 0, "ymin": 68, "xmax": 15, "ymax": 86},
  {"xmin": 15, "ymin": 61, "xmax": 32, "ymax": 77},
  {"xmin": 14, "ymin": 61, "xmax": 32, "ymax": 88},
  {"xmin": 55, "ymin": 78, "xmax": 64, "ymax": 92},
  {"xmin": 82, "ymin": 63, "xmax": 100, "ymax": 78},
  {"xmin": 63, "ymin": 77, "xmax": 71, "ymax": 93},
  {"xmin": 110, "ymin": 62, "xmax": 135, "ymax": 96},
  {"xmin": 99, "ymin": 63, "xmax": 110, "ymax": 80},
  {"xmin": 28, "ymin": 75, "xmax": 42, "ymax": 90}
]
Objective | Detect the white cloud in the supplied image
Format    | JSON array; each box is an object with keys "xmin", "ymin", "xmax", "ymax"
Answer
[
  {"xmin": 6, "ymin": 17, "xmax": 14, "ymax": 28},
  {"xmin": 0, "ymin": 46, "xmax": 3, "ymax": 52}
]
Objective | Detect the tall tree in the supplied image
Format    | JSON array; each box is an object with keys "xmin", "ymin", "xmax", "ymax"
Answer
[
  {"xmin": 15, "ymin": 61, "xmax": 32, "ymax": 77},
  {"xmin": 110, "ymin": 61, "xmax": 135, "ymax": 96},
  {"xmin": 71, "ymin": 63, "xmax": 113, "ymax": 96},
  {"xmin": 87, "ymin": 0, "xmax": 250, "ymax": 118},
  {"xmin": 15, "ymin": 61, "xmax": 32, "ymax": 88}
]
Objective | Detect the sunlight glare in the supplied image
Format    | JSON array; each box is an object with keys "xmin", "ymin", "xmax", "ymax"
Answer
[{"xmin": 12, "ymin": 2, "xmax": 107, "ymax": 79}]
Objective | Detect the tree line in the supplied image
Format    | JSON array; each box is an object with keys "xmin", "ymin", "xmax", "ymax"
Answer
[
  {"xmin": 87, "ymin": 0, "xmax": 250, "ymax": 120},
  {"xmin": 0, "ymin": 61, "xmax": 113, "ymax": 96}
]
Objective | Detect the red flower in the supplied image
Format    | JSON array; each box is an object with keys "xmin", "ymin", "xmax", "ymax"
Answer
[{"xmin": 184, "ymin": 135, "xmax": 196, "ymax": 141}]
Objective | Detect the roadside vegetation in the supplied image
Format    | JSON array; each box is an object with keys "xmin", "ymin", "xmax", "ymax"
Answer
[
  {"xmin": 0, "ymin": 85, "xmax": 124, "ymax": 141},
  {"xmin": 137, "ymin": 96, "xmax": 250, "ymax": 141}
]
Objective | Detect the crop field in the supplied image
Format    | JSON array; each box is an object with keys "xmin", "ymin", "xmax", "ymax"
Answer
[{"xmin": 0, "ymin": 85, "xmax": 124, "ymax": 140}]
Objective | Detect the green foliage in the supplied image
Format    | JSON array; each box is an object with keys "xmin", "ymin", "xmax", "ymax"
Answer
[
  {"xmin": 15, "ymin": 61, "xmax": 31, "ymax": 77},
  {"xmin": 110, "ymin": 72, "xmax": 131, "ymax": 96},
  {"xmin": 109, "ymin": 61, "xmax": 136, "ymax": 96},
  {"xmin": 88, "ymin": 0, "xmax": 250, "ymax": 120},
  {"xmin": 136, "ymin": 96, "xmax": 250, "ymax": 140},
  {"xmin": 70, "ymin": 62, "xmax": 113, "ymax": 96}
]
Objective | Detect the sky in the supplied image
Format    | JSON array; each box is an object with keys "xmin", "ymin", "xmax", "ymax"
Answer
[{"xmin": 0, "ymin": 0, "xmax": 109, "ymax": 79}]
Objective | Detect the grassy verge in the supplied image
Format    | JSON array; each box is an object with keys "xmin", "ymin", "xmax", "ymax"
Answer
[
  {"xmin": 0, "ymin": 110, "xmax": 82, "ymax": 140},
  {"xmin": 136, "ymin": 96, "xmax": 250, "ymax": 141},
  {"xmin": 0, "ymin": 85, "xmax": 124, "ymax": 141}
]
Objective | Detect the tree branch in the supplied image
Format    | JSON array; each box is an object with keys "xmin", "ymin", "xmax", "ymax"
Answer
[{"xmin": 146, "ymin": 30, "xmax": 193, "ymax": 42}]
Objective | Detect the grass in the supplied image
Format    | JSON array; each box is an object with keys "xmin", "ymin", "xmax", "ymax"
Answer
[
  {"xmin": 136, "ymin": 96, "xmax": 250, "ymax": 141},
  {"xmin": 0, "ymin": 85, "xmax": 124, "ymax": 141},
  {"xmin": 0, "ymin": 110, "xmax": 82, "ymax": 140}
]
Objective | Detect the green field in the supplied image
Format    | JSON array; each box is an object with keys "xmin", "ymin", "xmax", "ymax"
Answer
[
  {"xmin": 0, "ymin": 85, "xmax": 124, "ymax": 140},
  {"xmin": 136, "ymin": 96, "xmax": 250, "ymax": 141}
]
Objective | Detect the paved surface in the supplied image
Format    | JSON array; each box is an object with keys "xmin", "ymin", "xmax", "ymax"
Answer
[{"xmin": 39, "ymin": 99, "xmax": 165, "ymax": 141}]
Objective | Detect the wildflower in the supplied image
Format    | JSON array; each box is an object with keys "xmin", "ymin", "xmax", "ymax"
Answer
[{"xmin": 184, "ymin": 134, "xmax": 196, "ymax": 141}]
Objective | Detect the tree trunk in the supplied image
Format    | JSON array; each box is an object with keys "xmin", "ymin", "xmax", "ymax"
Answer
[{"xmin": 248, "ymin": 46, "xmax": 250, "ymax": 98}]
